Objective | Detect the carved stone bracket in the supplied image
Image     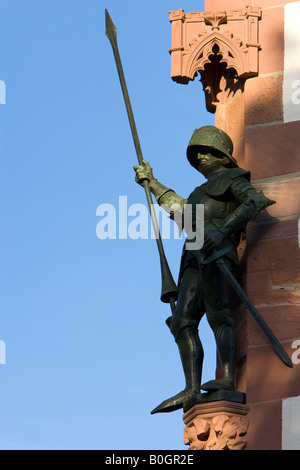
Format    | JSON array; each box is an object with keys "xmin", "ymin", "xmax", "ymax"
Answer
[
  {"xmin": 183, "ymin": 400, "xmax": 250, "ymax": 451},
  {"xmin": 169, "ymin": 7, "xmax": 262, "ymax": 112}
]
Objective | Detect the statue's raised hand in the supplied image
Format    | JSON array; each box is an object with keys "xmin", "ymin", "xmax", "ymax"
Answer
[{"xmin": 133, "ymin": 160, "xmax": 154, "ymax": 186}]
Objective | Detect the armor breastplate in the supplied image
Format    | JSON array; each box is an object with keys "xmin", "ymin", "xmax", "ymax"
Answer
[
  {"xmin": 179, "ymin": 169, "xmax": 252, "ymax": 278},
  {"xmin": 187, "ymin": 183, "xmax": 236, "ymax": 233}
]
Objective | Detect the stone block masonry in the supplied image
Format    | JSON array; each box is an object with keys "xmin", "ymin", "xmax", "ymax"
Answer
[{"xmin": 169, "ymin": 0, "xmax": 300, "ymax": 450}]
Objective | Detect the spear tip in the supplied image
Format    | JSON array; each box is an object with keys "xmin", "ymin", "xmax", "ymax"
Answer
[{"xmin": 105, "ymin": 8, "xmax": 117, "ymax": 43}]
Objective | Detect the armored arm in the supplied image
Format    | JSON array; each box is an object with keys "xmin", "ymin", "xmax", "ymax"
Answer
[
  {"xmin": 219, "ymin": 177, "xmax": 275, "ymax": 238},
  {"xmin": 203, "ymin": 175, "xmax": 275, "ymax": 253}
]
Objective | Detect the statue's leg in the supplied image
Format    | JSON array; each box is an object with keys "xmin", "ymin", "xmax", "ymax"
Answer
[
  {"xmin": 201, "ymin": 259, "xmax": 236, "ymax": 392},
  {"xmin": 151, "ymin": 267, "xmax": 205, "ymax": 414},
  {"xmin": 201, "ymin": 319, "xmax": 236, "ymax": 391}
]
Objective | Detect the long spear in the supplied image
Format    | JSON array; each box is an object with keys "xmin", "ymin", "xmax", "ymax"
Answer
[{"xmin": 105, "ymin": 9, "xmax": 177, "ymax": 312}]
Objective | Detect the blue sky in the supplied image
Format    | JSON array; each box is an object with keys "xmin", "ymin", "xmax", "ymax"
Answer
[{"xmin": 0, "ymin": 0, "xmax": 216, "ymax": 450}]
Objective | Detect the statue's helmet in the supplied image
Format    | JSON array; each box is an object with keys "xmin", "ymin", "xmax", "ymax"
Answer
[{"xmin": 187, "ymin": 126, "xmax": 237, "ymax": 168}]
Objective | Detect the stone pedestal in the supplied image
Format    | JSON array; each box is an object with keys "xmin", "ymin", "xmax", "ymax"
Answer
[{"xmin": 183, "ymin": 400, "xmax": 250, "ymax": 451}]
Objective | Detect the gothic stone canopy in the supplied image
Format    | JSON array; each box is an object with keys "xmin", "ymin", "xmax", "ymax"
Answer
[{"xmin": 169, "ymin": 8, "xmax": 261, "ymax": 112}]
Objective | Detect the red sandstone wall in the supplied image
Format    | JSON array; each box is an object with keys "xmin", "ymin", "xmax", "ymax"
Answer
[{"xmin": 205, "ymin": 0, "xmax": 300, "ymax": 450}]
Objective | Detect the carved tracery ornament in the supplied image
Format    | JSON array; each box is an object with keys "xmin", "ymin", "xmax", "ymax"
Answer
[{"xmin": 169, "ymin": 7, "xmax": 262, "ymax": 112}]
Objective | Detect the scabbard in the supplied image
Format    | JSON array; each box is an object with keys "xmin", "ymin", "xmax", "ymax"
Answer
[{"xmin": 215, "ymin": 257, "xmax": 293, "ymax": 368}]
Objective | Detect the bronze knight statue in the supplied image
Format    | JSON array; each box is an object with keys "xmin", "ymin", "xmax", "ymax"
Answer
[
  {"xmin": 105, "ymin": 11, "xmax": 292, "ymax": 416},
  {"xmin": 134, "ymin": 125, "xmax": 275, "ymax": 414}
]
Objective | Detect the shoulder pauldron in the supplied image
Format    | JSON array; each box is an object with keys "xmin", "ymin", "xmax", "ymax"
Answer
[{"xmin": 205, "ymin": 168, "xmax": 250, "ymax": 198}]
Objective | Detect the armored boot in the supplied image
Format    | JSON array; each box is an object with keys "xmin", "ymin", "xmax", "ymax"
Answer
[
  {"xmin": 151, "ymin": 326, "xmax": 204, "ymax": 414},
  {"xmin": 201, "ymin": 321, "xmax": 236, "ymax": 392}
]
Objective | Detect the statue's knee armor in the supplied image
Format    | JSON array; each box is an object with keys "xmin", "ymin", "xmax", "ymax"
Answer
[
  {"xmin": 166, "ymin": 314, "xmax": 198, "ymax": 342},
  {"xmin": 213, "ymin": 318, "xmax": 236, "ymax": 352},
  {"xmin": 206, "ymin": 307, "xmax": 234, "ymax": 334}
]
